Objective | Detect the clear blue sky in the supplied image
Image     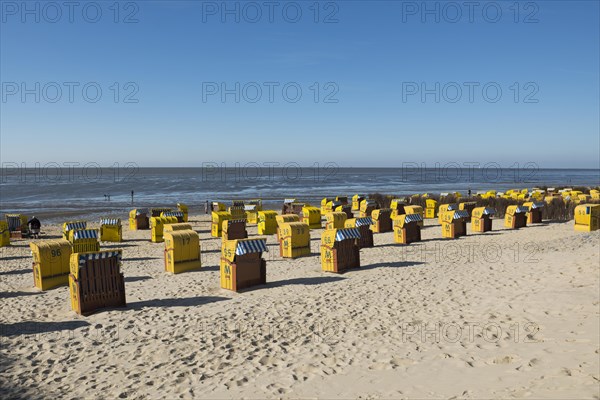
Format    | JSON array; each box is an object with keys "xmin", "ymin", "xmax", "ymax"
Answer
[{"xmin": 1, "ymin": 0, "xmax": 598, "ymax": 168}]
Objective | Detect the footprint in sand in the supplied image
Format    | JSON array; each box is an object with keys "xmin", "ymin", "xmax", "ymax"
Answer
[{"xmin": 491, "ymin": 355, "xmax": 520, "ymax": 364}]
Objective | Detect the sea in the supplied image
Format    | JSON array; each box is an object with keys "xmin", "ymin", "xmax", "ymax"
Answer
[{"xmin": 1, "ymin": 166, "xmax": 598, "ymax": 223}]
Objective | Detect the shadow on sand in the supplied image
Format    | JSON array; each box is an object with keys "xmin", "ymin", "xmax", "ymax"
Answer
[
  {"xmin": 124, "ymin": 257, "xmax": 161, "ymax": 262},
  {"xmin": 265, "ymin": 276, "xmax": 345, "ymax": 289},
  {"xmin": 0, "ymin": 320, "xmax": 90, "ymax": 337},
  {"xmin": 359, "ymin": 261, "xmax": 426, "ymax": 271},
  {"xmin": 0, "ymin": 268, "xmax": 31, "ymax": 276},
  {"xmin": 127, "ymin": 296, "xmax": 229, "ymax": 310},
  {"xmin": 124, "ymin": 275, "xmax": 153, "ymax": 283},
  {"xmin": 0, "ymin": 291, "xmax": 41, "ymax": 299}
]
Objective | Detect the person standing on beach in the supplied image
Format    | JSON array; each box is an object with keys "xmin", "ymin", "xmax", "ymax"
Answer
[
  {"xmin": 205, "ymin": 200, "xmax": 209, "ymax": 214},
  {"xmin": 131, "ymin": 190, "xmax": 134, "ymax": 205}
]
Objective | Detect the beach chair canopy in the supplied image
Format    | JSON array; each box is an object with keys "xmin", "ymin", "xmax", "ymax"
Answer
[
  {"xmin": 77, "ymin": 250, "xmax": 122, "ymax": 268},
  {"xmin": 100, "ymin": 218, "xmax": 121, "ymax": 226},
  {"xmin": 73, "ymin": 229, "xmax": 99, "ymax": 240},
  {"xmin": 404, "ymin": 214, "xmax": 423, "ymax": 223},
  {"xmin": 235, "ymin": 239, "xmax": 268, "ymax": 256},
  {"xmin": 453, "ymin": 210, "xmax": 470, "ymax": 219},
  {"xmin": 355, "ymin": 217, "xmax": 373, "ymax": 227},
  {"xmin": 440, "ymin": 210, "xmax": 469, "ymax": 223},
  {"xmin": 395, "ymin": 213, "xmax": 423, "ymax": 228},
  {"xmin": 506, "ymin": 205, "xmax": 529, "ymax": 215},
  {"xmin": 162, "ymin": 211, "xmax": 184, "ymax": 218},
  {"xmin": 65, "ymin": 221, "xmax": 87, "ymax": 231},
  {"xmin": 335, "ymin": 228, "xmax": 361, "ymax": 242}
]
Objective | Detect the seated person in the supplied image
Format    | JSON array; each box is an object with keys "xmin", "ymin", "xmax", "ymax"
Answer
[{"xmin": 28, "ymin": 216, "xmax": 41, "ymax": 238}]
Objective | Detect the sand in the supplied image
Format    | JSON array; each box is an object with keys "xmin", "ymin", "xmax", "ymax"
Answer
[{"xmin": 0, "ymin": 215, "xmax": 598, "ymax": 399}]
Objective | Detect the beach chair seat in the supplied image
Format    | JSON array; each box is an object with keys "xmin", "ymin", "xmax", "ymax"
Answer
[
  {"xmin": 440, "ymin": 210, "xmax": 469, "ymax": 239},
  {"xmin": 257, "ymin": 210, "xmax": 278, "ymax": 235},
  {"xmin": 0, "ymin": 221, "xmax": 10, "ymax": 247},
  {"xmin": 222, "ymin": 219, "xmax": 248, "ymax": 246},
  {"xmin": 30, "ymin": 239, "xmax": 73, "ymax": 290},
  {"xmin": 574, "ymin": 204, "xmax": 600, "ymax": 232},
  {"xmin": 164, "ymin": 230, "xmax": 201, "ymax": 274},
  {"xmin": 6, "ymin": 214, "xmax": 29, "ymax": 238},
  {"xmin": 321, "ymin": 228, "xmax": 361, "ymax": 273},
  {"xmin": 471, "ymin": 207, "xmax": 495, "ymax": 233},
  {"xmin": 220, "ymin": 238, "xmax": 268, "ymax": 292},
  {"xmin": 151, "ymin": 216, "xmax": 179, "ymax": 243},
  {"xmin": 279, "ymin": 222, "xmax": 311, "ymax": 258},
  {"xmin": 359, "ymin": 199, "xmax": 379, "ymax": 218},
  {"xmin": 325, "ymin": 212, "xmax": 347, "ymax": 230},
  {"xmin": 351, "ymin": 195, "xmax": 365, "ymax": 211},
  {"xmin": 177, "ymin": 203, "xmax": 189, "ymax": 222},
  {"xmin": 404, "ymin": 205, "xmax": 424, "ymax": 227},
  {"xmin": 345, "ymin": 217, "xmax": 374, "ymax": 248},
  {"xmin": 129, "ymin": 209, "xmax": 149, "ymax": 230},
  {"xmin": 69, "ymin": 250, "xmax": 126, "ymax": 315},
  {"xmin": 100, "ymin": 218, "xmax": 122, "ymax": 242},
  {"xmin": 301, "ymin": 206, "xmax": 322, "ymax": 229},
  {"xmin": 211, "ymin": 211, "xmax": 232, "ymax": 238},
  {"xmin": 523, "ymin": 201, "xmax": 544, "ymax": 224},
  {"xmin": 371, "ymin": 208, "xmax": 393, "ymax": 233},
  {"xmin": 504, "ymin": 206, "xmax": 528, "ymax": 229},
  {"xmin": 393, "ymin": 214, "xmax": 422, "ymax": 244}
]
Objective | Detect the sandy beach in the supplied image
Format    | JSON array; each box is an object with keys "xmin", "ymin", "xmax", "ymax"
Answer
[{"xmin": 0, "ymin": 214, "xmax": 598, "ymax": 399}]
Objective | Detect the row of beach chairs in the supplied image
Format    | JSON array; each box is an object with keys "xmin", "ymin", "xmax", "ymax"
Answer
[{"xmin": 9, "ymin": 194, "xmax": 600, "ymax": 316}]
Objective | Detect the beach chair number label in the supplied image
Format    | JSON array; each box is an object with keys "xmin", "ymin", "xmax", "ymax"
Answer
[{"xmin": 51, "ymin": 249, "xmax": 61, "ymax": 257}]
